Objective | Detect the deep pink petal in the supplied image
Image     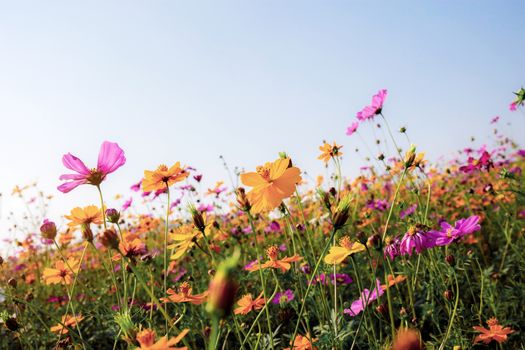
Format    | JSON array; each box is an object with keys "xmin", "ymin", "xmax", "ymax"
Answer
[
  {"xmin": 57, "ymin": 179, "xmax": 88, "ymax": 193},
  {"xmin": 97, "ymin": 141, "xmax": 126, "ymax": 175},
  {"xmin": 59, "ymin": 173, "xmax": 89, "ymax": 181},
  {"xmin": 62, "ymin": 153, "xmax": 90, "ymax": 175}
]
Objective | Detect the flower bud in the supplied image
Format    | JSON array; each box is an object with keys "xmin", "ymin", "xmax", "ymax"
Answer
[
  {"xmin": 40, "ymin": 219, "xmax": 57, "ymax": 240},
  {"xmin": 206, "ymin": 249, "xmax": 240, "ymax": 317},
  {"xmin": 443, "ymin": 289, "xmax": 453, "ymax": 301},
  {"xmin": 332, "ymin": 195, "xmax": 352, "ymax": 230},
  {"xmin": 0, "ymin": 256, "xmax": 3, "ymax": 266},
  {"xmin": 445, "ymin": 255, "xmax": 455, "ymax": 266},
  {"xmin": 236, "ymin": 187, "xmax": 251, "ymax": 212},
  {"xmin": 99, "ymin": 228, "xmax": 120, "ymax": 250},
  {"xmin": 367, "ymin": 234, "xmax": 381, "ymax": 250},
  {"xmin": 8, "ymin": 278, "xmax": 17, "ymax": 288},
  {"xmin": 4, "ymin": 317, "xmax": 19, "ymax": 332},
  {"xmin": 404, "ymin": 144, "xmax": 417, "ymax": 168},
  {"xmin": 189, "ymin": 204, "xmax": 206, "ymax": 232},
  {"xmin": 105, "ymin": 208, "xmax": 120, "ymax": 224},
  {"xmin": 392, "ymin": 328, "xmax": 423, "ymax": 350},
  {"xmin": 81, "ymin": 223, "xmax": 94, "ymax": 242}
]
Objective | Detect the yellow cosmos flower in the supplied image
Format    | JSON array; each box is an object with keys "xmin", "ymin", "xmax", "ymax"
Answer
[
  {"xmin": 65, "ymin": 205, "xmax": 103, "ymax": 228},
  {"xmin": 142, "ymin": 162, "xmax": 189, "ymax": 192},
  {"xmin": 324, "ymin": 236, "xmax": 365, "ymax": 265},
  {"xmin": 240, "ymin": 158, "xmax": 301, "ymax": 214},
  {"xmin": 42, "ymin": 258, "xmax": 80, "ymax": 285}
]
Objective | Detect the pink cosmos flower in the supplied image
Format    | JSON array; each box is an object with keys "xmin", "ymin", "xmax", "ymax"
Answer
[
  {"xmin": 510, "ymin": 102, "xmax": 517, "ymax": 111},
  {"xmin": 346, "ymin": 121, "xmax": 359, "ymax": 136},
  {"xmin": 344, "ymin": 279, "xmax": 383, "ymax": 317},
  {"xmin": 58, "ymin": 141, "xmax": 126, "ymax": 193},
  {"xmin": 356, "ymin": 89, "xmax": 387, "ymax": 121},
  {"xmin": 122, "ymin": 197, "xmax": 132, "ymax": 211}
]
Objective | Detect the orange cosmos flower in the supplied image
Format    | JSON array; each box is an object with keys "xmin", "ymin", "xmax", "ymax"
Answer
[
  {"xmin": 381, "ymin": 274, "xmax": 407, "ymax": 290},
  {"xmin": 324, "ymin": 237, "xmax": 366, "ymax": 265},
  {"xmin": 43, "ymin": 258, "xmax": 80, "ymax": 285},
  {"xmin": 142, "ymin": 163, "xmax": 189, "ymax": 192},
  {"xmin": 234, "ymin": 293, "xmax": 266, "ymax": 315},
  {"xmin": 65, "ymin": 205, "xmax": 103, "ymax": 228},
  {"xmin": 240, "ymin": 158, "xmax": 301, "ymax": 214},
  {"xmin": 473, "ymin": 318, "xmax": 514, "ymax": 345},
  {"xmin": 318, "ymin": 141, "xmax": 343, "ymax": 165},
  {"xmin": 285, "ymin": 333, "xmax": 318, "ymax": 350},
  {"xmin": 392, "ymin": 328, "xmax": 423, "ymax": 350},
  {"xmin": 160, "ymin": 282, "xmax": 209, "ymax": 305},
  {"xmin": 50, "ymin": 314, "xmax": 84, "ymax": 335},
  {"xmin": 135, "ymin": 328, "xmax": 188, "ymax": 350},
  {"xmin": 247, "ymin": 246, "xmax": 302, "ymax": 273}
]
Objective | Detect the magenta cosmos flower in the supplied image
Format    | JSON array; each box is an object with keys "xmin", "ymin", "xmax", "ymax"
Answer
[
  {"xmin": 344, "ymin": 279, "xmax": 383, "ymax": 317},
  {"xmin": 346, "ymin": 121, "xmax": 359, "ymax": 136},
  {"xmin": 356, "ymin": 89, "xmax": 387, "ymax": 121},
  {"xmin": 427, "ymin": 215, "xmax": 481, "ymax": 247},
  {"xmin": 58, "ymin": 141, "xmax": 126, "ymax": 193}
]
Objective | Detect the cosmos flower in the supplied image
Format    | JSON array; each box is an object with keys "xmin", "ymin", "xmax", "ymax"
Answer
[
  {"xmin": 142, "ymin": 162, "xmax": 189, "ymax": 192},
  {"xmin": 473, "ymin": 318, "xmax": 514, "ymax": 345},
  {"xmin": 324, "ymin": 236, "xmax": 365, "ymax": 265},
  {"xmin": 399, "ymin": 204, "xmax": 417, "ymax": 219},
  {"xmin": 50, "ymin": 314, "xmax": 84, "ymax": 335},
  {"xmin": 43, "ymin": 258, "xmax": 80, "ymax": 285},
  {"xmin": 384, "ymin": 236, "xmax": 401, "ymax": 261},
  {"xmin": 240, "ymin": 158, "xmax": 302, "ymax": 214},
  {"xmin": 246, "ymin": 246, "xmax": 302, "ymax": 273},
  {"xmin": 58, "ymin": 141, "xmax": 126, "ymax": 193},
  {"xmin": 285, "ymin": 333, "xmax": 318, "ymax": 350},
  {"xmin": 399, "ymin": 226, "xmax": 433, "ymax": 256},
  {"xmin": 135, "ymin": 328, "xmax": 189, "ymax": 350},
  {"xmin": 65, "ymin": 205, "xmax": 103, "ymax": 228},
  {"xmin": 427, "ymin": 215, "xmax": 481, "ymax": 246},
  {"xmin": 318, "ymin": 141, "xmax": 343, "ymax": 165},
  {"xmin": 356, "ymin": 89, "xmax": 387, "ymax": 121},
  {"xmin": 344, "ymin": 279, "xmax": 384, "ymax": 317},
  {"xmin": 272, "ymin": 289, "xmax": 294, "ymax": 305},
  {"xmin": 122, "ymin": 197, "xmax": 132, "ymax": 211},
  {"xmin": 380, "ymin": 274, "xmax": 407, "ymax": 290},
  {"xmin": 160, "ymin": 282, "xmax": 209, "ymax": 305},
  {"xmin": 459, "ymin": 151, "xmax": 493, "ymax": 173},
  {"xmin": 234, "ymin": 293, "xmax": 266, "ymax": 315},
  {"xmin": 346, "ymin": 121, "xmax": 359, "ymax": 136},
  {"xmin": 206, "ymin": 181, "xmax": 227, "ymax": 197}
]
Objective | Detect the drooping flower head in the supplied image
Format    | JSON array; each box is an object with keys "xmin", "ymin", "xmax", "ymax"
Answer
[
  {"xmin": 356, "ymin": 89, "xmax": 387, "ymax": 121},
  {"xmin": 240, "ymin": 157, "xmax": 302, "ymax": 214},
  {"xmin": 399, "ymin": 225, "xmax": 433, "ymax": 256},
  {"xmin": 58, "ymin": 141, "xmax": 126, "ymax": 193}
]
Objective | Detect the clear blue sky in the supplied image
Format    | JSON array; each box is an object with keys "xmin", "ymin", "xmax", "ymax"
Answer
[{"xmin": 0, "ymin": 1, "xmax": 524, "ymax": 241}]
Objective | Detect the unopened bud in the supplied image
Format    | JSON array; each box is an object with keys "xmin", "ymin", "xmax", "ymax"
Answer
[
  {"xmin": 189, "ymin": 205, "xmax": 206, "ymax": 232},
  {"xmin": 105, "ymin": 208, "xmax": 120, "ymax": 224},
  {"xmin": 99, "ymin": 228, "xmax": 119, "ymax": 250},
  {"xmin": 81, "ymin": 224, "xmax": 94, "ymax": 242},
  {"xmin": 445, "ymin": 255, "xmax": 455, "ymax": 266},
  {"xmin": 236, "ymin": 187, "xmax": 251, "ymax": 212},
  {"xmin": 5, "ymin": 317, "xmax": 19, "ymax": 332},
  {"xmin": 404, "ymin": 144, "xmax": 417, "ymax": 168},
  {"xmin": 444, "ymin": 290, "xmax": 453, "ymax": 301},
  {"xmin": 332, "ymin": 195, "xmax": 352, "ymax": 230},
  {"xmin": 8, "ymin": 278, "xmax": 17, "ymax": 288},
  {"xmin": 40, "ymin": 219, "xmax": 57, "ymax": 240},
  {"xmin": 207, "ymin": 249, "xmax": 240, "ymax": 317}
]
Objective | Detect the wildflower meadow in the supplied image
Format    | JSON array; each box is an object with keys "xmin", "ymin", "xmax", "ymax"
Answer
[{"xmin": 1, "ymin": 87, "xmax": 524, "ymax": 349}]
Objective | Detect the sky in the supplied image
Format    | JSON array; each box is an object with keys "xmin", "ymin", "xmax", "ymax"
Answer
[{"xmin": 0, "ymin": 1, "xmax": 524, "ymax": 245}]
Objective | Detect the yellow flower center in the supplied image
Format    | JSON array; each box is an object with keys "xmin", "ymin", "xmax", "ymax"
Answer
[
  {"xmin": 178, "ymin": 282, "xmax": 192, "ymax": 296},
  {"xmin": 339, "ymin": 236, "xmax": 352, "ymax": 249},
  {"xmin": 266, "ymin": 246, "xmax": 279, "ymax": 260},
  {"xmin": 256, "ymin": 165, "xmax": 272, "ymax": 182}
]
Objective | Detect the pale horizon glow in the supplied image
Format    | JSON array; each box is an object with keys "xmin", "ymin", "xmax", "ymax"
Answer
[{"xmin": 0, "ymin": 1, "xmax": 524, "ymax": 247}]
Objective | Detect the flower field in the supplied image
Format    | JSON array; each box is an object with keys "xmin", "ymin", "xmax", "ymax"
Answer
[{"xmin": 1, "ymin": 89, "xmax": 524, "ymax": 349}]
